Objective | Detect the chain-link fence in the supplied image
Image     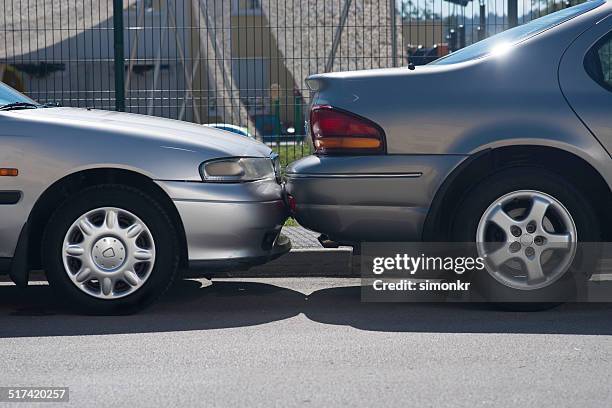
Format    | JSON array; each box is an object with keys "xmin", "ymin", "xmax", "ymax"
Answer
[{"xmin": 0, "ymin": 0, "xmax": 579, "ymax": 165}]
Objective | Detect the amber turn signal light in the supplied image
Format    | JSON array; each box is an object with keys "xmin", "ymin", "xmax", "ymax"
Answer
[
  {"xmin": 0, "ymin": 168, "xmax": 18, "ymax": 177},
  {"xmin": 314, "ymin": 137, "xmax": 382, "ymax": 150}
]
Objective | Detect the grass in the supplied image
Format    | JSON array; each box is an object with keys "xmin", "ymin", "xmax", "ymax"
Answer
[
  {"xmin": 271, "ymin": 142, "xmax": 314, "ymax": 168},
  {"xmin": 284, "ymin": 217, "xmax": 300, "ymax": 227}
]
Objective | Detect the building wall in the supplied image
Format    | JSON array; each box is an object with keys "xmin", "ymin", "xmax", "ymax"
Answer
[
  {"xmin": 402, "ymin": 20, "xmax": 445, "ymax": 49},
  {"xmin": 230, "ymin": 12, "xmax": 300, "ymax": 130}
]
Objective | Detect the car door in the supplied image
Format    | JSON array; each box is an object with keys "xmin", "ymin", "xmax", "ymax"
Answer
[{"xmin": 559, "ymin": 14, "xmax": 612, "ymax": 155}]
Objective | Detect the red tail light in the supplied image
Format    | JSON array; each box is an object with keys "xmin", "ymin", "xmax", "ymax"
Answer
[
  {"xmin": 310, "ymin": 105, "xmax": 386, "ymax": 155},
  {"xmin": 287, "ymin": 194, "xmax": 297, "ymax": 215}
]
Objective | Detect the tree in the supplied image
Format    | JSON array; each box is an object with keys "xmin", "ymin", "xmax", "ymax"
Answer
[{"xmin": 399, "ymin": 0, "xmax": 441, "ymax": 20}]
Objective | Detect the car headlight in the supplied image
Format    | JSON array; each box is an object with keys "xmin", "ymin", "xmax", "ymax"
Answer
[{"xmin": 200, "ymin": 157, "xmax": 276, "ymax": 183}]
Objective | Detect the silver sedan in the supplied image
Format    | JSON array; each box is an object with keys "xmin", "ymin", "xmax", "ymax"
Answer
[
  {"xmin": 0, "ymin": 84, "xmax": 290, "ymax": 314},
  {"xmin": 286, "ymin": 0, "xmax": 612, "ymax": 303}
]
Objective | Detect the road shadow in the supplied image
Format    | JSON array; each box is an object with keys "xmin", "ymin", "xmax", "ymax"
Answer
[
  {"xmin": 0, "ymin": 279, "xmax": 303, "ymax": 338},
  {"xmin": 1, "ymin": 280, "xmax": 612, "ymax": 337},
  {"xmin": 303, "ymin": 285, "xmax": 612, "ymax": 335}
]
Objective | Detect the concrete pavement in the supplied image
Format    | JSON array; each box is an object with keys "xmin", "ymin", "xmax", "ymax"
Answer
[{"xmin": 1, "ymin": 277, "xmax": 612, "ymax": 407}]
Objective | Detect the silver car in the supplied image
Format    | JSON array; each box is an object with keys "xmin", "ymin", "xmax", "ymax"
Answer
[
  {"xmin": 0, "ymin": 84, "xmax": 290, "ymax": 314},
  {"xmin": 287, "ymin": 0, "xmax": 612, "ymax": 301}
]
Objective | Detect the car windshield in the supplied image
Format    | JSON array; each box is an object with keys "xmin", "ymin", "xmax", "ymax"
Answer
[
  {"xmin": 0, "ymin": 82, "xmax": 38, "ymax": 107},
  {"xmin": 431, "ymin": 0, "xmax": 604, "ymax": 65}
]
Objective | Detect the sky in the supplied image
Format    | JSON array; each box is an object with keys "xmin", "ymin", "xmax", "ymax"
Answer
[{"xmin": 398, "ymin": 0, "xmax": 573, "ymax": 22}]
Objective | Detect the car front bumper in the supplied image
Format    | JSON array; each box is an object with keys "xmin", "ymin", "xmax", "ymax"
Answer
[
  {"xmin": 155, "ymin": 180, "xmax": 290, "ymax": 270},
  {"xmin": 285, "ymin": 155, "xmax": 466, "ymax": 243}
]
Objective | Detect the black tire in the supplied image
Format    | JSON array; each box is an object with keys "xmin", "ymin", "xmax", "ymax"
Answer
[
  {"xmin": 451, "ymin": 167, "xmax": 601, "ymax": 310},
  {"xmin": 42, "ymin": 184, "xmax": 180, "ymax": 315}
]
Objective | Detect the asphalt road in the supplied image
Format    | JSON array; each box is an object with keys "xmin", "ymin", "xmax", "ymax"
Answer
[{"xmin": 1, "ymin": 277, "xmax": 612, "ymax": 407}]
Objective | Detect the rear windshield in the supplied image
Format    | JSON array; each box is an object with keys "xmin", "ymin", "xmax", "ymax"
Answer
[{"xmin": 431, "ymin": 0, "xmax": 604, "ymax": 65}]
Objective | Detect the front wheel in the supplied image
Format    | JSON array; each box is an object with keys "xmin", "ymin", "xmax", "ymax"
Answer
[
  {"xmin": 43, "ymin": 185, "xmax": 180, "ymax": 314},
  {"xmin": 452, "ymin": 167, "xmax": 600, "ymax": 308}
]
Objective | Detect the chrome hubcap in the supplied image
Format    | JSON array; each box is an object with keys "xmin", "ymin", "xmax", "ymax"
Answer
[
  {"xmin": 91, "ymin": 237, "xmax": 126, "ymax": 270},
  {"xmin": 62, "ymin": 207, "xmax": 156, "ymax": 299},
  {"xmin": 476, "ymin": 190, "xmax": 577, "ymax": 290}
]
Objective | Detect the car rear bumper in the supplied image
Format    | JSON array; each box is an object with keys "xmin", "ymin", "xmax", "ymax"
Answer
[
  {"xmin": 155, "ymin": 180, "xmax": 290, "ymax": 267},
  {"xmin": 284, "ymin": 155, "xmax": 466, "ymax": 243}
]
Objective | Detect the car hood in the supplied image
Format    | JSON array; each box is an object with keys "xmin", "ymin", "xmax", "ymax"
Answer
[{"xmin": 9, "ymin": 107, "xmax": 271, "ymax": 157}]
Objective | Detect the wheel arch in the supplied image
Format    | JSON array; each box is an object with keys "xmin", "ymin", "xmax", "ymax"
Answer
[
  {"xmin": 423, "ymin": 145, "xmax": 612, "ymax": 241},
  {"xmin": 23, "ymin": 168, "xmax": 188, "ymax": 278}
]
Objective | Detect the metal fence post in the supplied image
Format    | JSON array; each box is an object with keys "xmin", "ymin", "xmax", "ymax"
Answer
[
  {"xmin": 508, "ymin": 0, "xmax": 518, "ymax": 28},
  {"xmin": 390, "ymin": 0, "xmax": 397, "ymax": 67},
  {"xmin": 273, "ymin": 99, "xmax": 281, "ymax": 148},
  {"xmin": 294, "ymin": 95, "xmax": 303, "ymax": 136},
  {"xmin": 478, "ymin": 2, "xmax": 487, "ymax": 41},
  {"xmin": 113, "ymin": 0, "xmax": 125, "ymax": 112}
]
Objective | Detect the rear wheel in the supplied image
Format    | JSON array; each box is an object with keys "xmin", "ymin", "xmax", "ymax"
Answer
[
  {"xmin": 451, "ymin": 167, "xmax": 600, "ymax": 309},
  {"xmin": 43, "ymin": 185, "xmax": 180, "ymax": 314}
]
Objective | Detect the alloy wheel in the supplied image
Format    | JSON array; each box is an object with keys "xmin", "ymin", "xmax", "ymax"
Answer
[{"xmin": 476, "ymin": 190, "xmax": 577, "ymax": 290}]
